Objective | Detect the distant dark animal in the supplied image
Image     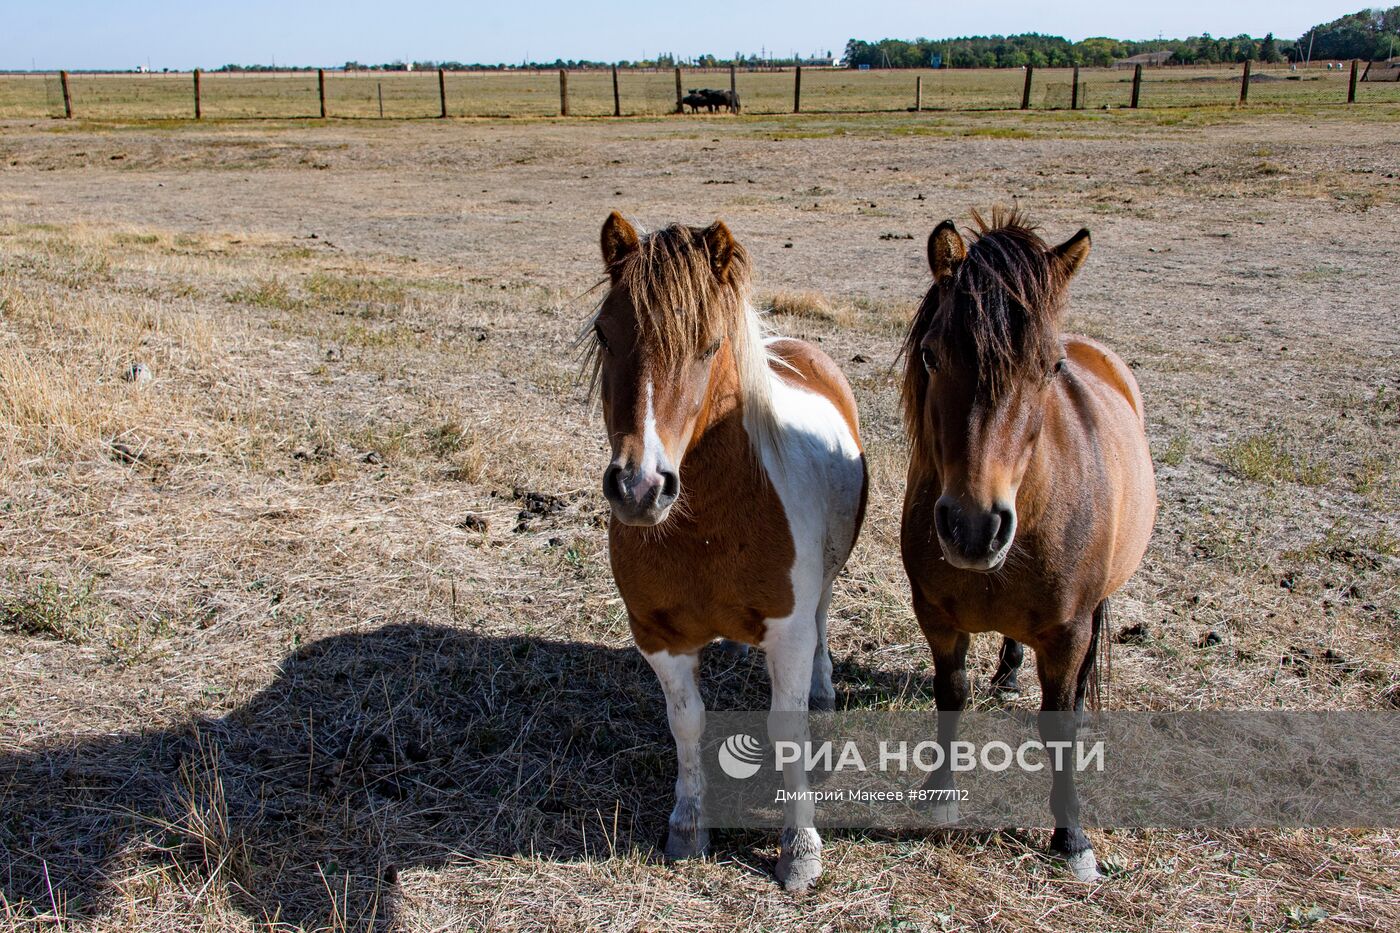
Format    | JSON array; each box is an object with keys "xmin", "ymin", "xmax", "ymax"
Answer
[
  {"xmin": 681, "ymin": 88, "xmax": 741, "ymax": 114},
  {"xmin": 702, "ymin": 88, "xmax": 741, "ymax": 113},
  {"xmin": 900, "ymin": 208, "xmax": 1156, "ymax": 882}
]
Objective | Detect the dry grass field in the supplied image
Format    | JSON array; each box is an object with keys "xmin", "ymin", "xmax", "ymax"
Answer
[
  {"xmin": 1, "ymin": 99, "xmax": 1398, "ymax": 931},
  {"xmin": 3, "ymin": 64, "xmax": 1399, "ymax": 120}
]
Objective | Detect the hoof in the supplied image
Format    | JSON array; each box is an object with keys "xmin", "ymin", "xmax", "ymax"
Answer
[
  {"xmin": 927, "ymin": 800, "xmax": 960, "ymax": 826},
  {"xmin": 777, "ymin": 853, "xmax": 822, "ymax": 891},
  {"xmin": 808, "ymin": 691, "xmax": 836, "ymax": 712},
  {"xmin": 1059, "ymin": 848, "xmax": 1101, "ymax": 882},
  {"xmin": 775, "ymin": 828, "xmax": 822, "ymax": 891},
  {"xmin": 663, "ymin": 826, "xmax": 710, "ymax": 861},
  {"xmin": 711, "ymin": 639, "xmax": 750, "ymax": 660},
  {"xmin": 990, "ymin": 678, "xmax": 1021, "ymax": 700}
]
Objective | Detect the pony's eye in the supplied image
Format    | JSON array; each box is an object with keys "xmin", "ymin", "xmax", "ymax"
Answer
[
  {"xmin": 1052, "ymin": 358, "xmax": 1066, "ymax": 376},
  {"xmin": 700, "ymin": 339, "xmax": 722, "ymax": 361},
  {"xmin": 920, "ymin": 346, "xmax": 938, "ymax": 373},
  {"xmin": 594, "ymin": 324, "xmax": 610, "ymax": 353}
]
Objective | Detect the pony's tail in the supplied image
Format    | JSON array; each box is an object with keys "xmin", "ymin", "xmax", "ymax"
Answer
[{"xmin": 1083, "ymin": 598, "xmax": 1112, "ymax": 712}]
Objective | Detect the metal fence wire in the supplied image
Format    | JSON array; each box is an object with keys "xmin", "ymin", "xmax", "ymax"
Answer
[{"xmin": 2, "ymin": 64, "xmax": 1396, "ymax": 120}]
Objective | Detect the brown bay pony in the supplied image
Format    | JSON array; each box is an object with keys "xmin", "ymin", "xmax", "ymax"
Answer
[
  {"xmin": 585, "ymin": 212, "xmax": 867, "ymax": 890},
  {"xmin": 900, "ymin": 210, "xmax": 1156, "ymax": 881}
]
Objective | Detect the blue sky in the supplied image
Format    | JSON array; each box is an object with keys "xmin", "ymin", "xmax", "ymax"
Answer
[{"xmin": 1, "ymin": 1, "xmax": 1369, "ymax": 70}]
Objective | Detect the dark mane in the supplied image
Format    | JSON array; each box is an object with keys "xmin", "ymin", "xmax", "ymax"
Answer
[{"xmin": 901, "ymin": 208, "xmax": 1068, "ymax": 447}]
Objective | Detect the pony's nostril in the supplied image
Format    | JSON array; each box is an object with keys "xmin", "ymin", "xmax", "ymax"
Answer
[
  {"xmin": 991, "ymin": 506, "xmax": 1016, "ymax": 551},
  {"xmin": 603, "ymin": 465, "xmax": 626, "ymax": 502},
  {"xmin": 655, "ymin": 469, "xmax": 680, "ymax": 508},
  {"xmin": 934, "ymin": 497, "xmax": 955, "ymax": 544},
  {"xmin": 986, "ymin": 510, "xmax": 1002, "ymax": 548}
]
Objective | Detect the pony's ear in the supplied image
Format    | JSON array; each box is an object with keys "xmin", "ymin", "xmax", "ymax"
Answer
[
  {"xmin": 703, "ymin": 220, "xmax": 737, "ymax": 281},
  {"xmin": 927, "ymin": 220, "xmax": 965, "ymax": 283},
  {"xmin": 1051, "ymin": 228, "xmax": 1091, "ymax": 278},
  {"xmin": 601, "ymin": 211, "xmax": 640, "ymax": 280}
]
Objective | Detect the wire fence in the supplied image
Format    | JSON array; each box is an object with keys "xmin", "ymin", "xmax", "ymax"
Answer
[{"xmin": 2, "ymin": 63, "xmax": 1396, "ymax": 121}]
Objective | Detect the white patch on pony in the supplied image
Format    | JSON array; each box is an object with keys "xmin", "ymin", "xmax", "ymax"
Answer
[
  {"xmin": 759, "ymin": 364, "xmax": 865, "ymax": 586},
  {"xmin": 751, "ymin": 356, "xmax": 865, "ymax": 877},
  {"xmin": 640, "ymin": 379, "xmax": 665, "ymax": 474}
]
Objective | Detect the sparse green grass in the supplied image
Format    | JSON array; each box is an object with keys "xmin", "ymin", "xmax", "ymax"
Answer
[
  {"xmin": 226, "ymin": 277, "xmax": 299, "ymax": 310},
  {"xmin": 426, "ymin": 419, "xmax": 471, "ymax": 457},
  {"xmin": 963, "ymin": 126, "xmax": 1035, "ymax": 139},
  {"xmin": 1299, "ymin": 265, "xmax": 1346, "ymax": 283},
  {"xmin": 1221, "ymin": 433, "xmax": 1330, "ymax": 487},
  {"xmin": 1158, "ymin": 434, "xmax": 1189, "ymax": 467},
  {"xmin": 304, "ymin": 271, "xmax": 407, "ymax": 310},
  {"xmin": 1, "ymin": 575, "xmax": 108, "ymax": 643}
]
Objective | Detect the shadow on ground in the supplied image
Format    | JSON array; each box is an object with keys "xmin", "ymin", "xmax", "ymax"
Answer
[{"xmin": 0, "ymin": 622, "xmax": 933, "ymax": 927}]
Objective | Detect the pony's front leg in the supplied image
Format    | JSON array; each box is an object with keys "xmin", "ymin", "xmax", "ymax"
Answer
[
  {"xmin": 641, "ymin": 647, "xmax": 709, "ymax": 860},
  {"xmin": 764, "ymin": 616, "xmax": 822, "ymax": 891},
  {"xmin": 920, "ymin": 625, "xmax": 970, "ymax": 825}
]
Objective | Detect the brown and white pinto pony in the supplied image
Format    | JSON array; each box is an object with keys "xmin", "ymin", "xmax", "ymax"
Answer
[
  {"xmin": 900, "ymin": 210, "xmax": 1156, "ymax": 881},
  {"xmin": 586, "ymin": 212, "xmax": 867, "ymax": 890}
]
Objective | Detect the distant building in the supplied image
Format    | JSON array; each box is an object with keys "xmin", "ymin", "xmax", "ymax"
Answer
[
  {"xmin": 800, "ymin": 55, "xmax": 835, "ymax": 67},
  {"xmin": 1114, "ymin": 51, "xmax": 1174, "ymax": 69}
]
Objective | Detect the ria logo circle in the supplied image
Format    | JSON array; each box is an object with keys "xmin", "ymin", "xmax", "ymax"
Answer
[{"xmin": 718, "ymin": 733, "xmax": 764, "ymax": 779}]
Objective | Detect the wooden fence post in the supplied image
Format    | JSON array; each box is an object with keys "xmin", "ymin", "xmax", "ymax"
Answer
[
  {"xmin": 612, "ymin": 64, "xmax": 621, "ymax": 116},
  {"xmin": 793, "ymin": 65, "xmax": 801, "ymax": 113},
  {"xmin": 1239, "ymin": 59, "xmax": 1251, "ymax": 104},
  {"xmin": 1071, "ymin": 65, "xmax": 1080, "ymax": 110},
  {"xmin": 1348, "ymin": 59, "xmax": 1359, "ymax": 103},
  {"xmin": 193, "ymin": 68, "xmax": 202, "ymax": 119},
  {"xmin": 674, "ymin": 66, "xmax": 682, "ymax": 113},
  {"xmin": 59, "ymin": 70, "xmax": 72, "ymax": 118},
  {"xmin": 1020, "ymin": 65, "xmax": 1033, "ymax": 109},
  {"xmin": 317, "ymin": 68, "xmax": 326, "ymax": 118},
  {"xmin": 915, "ymin": 75, "xmax": 922, "ymax": 111},
  {"xmin": 438, "ymin": 67, "xmax": 447, "ymax": 118},
  {"xmin": 559, "ymin": 69, "xmax": 568, "ymax": 116},
  {"xmin": 377, "ymin": 81, "xmax": 383, "ymax": 118},
  {"xmin": 729, "ymin": 62, "xmax": 736, "ymax": 104},
  {"xmin": 1130, "ymin": 64, "xmax": 1142, "ymax": 108}
]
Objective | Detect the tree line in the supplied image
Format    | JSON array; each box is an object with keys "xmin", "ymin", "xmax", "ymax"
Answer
[
  {"xmin": 843, "ymin": 6, "xmax": 1398, "ymax": 68},
  {"xmin": 216, "ymin": 51, "xmax": 835, "ymax": 74}
]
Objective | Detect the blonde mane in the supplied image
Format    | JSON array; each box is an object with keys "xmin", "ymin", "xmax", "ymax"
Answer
[{"xmin": 581, "ymin": 222, "xmax": 783, "ymax": 468}]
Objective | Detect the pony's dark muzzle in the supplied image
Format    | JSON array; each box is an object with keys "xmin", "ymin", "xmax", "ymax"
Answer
[
  {"xmin": 935, "ymin": 495, "xmax": 1016, "ymax": 571},
  {"xmin": 604, "ymin": 463, "xmax": 679, "ymax": 526}
]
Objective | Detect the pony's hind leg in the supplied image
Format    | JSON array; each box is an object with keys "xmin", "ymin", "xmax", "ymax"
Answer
[
  {"xmin": 763, "ymin": 616, "xmax": 823, "ymax": 891},
  {"xmin": 641, "ymin": 646, "xmax": 709, "ymax": 860},
  {"xmin": 809, "ymin": 582, "xmax": 836, "ymax": 712},
  {"xmin": 1036, "ymin": 620, "xmax": 1100, "ymax": 882},
  {"xmin": 991, "ymin": 637, "xmax": 1026, "ymax": 695}
]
